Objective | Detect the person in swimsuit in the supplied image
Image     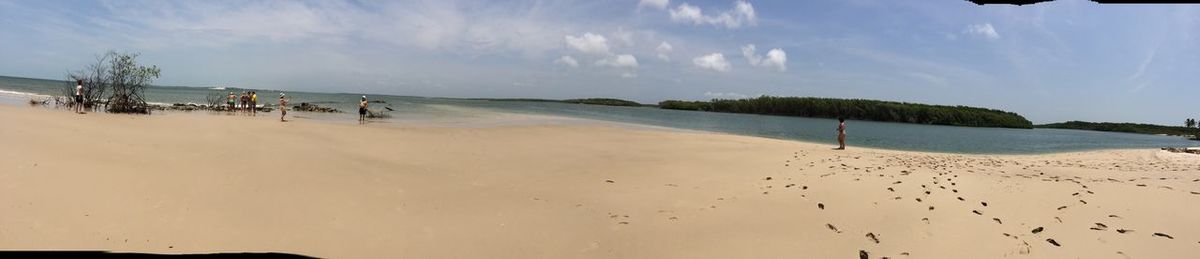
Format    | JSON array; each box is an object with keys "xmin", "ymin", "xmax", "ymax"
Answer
[
  {"xmin": 74, "ymin": 79, "xmax": 85, "ymax": 114},
  {"xmin": 250, "ymin": 91, "xmax": 258, "ymax": 115},
  {"xmin": 227, "ymin": 92, "xmax": 236, "ymax": 111},
  {"xmin": 240, "ymin": 92, "xmax": 250, "ymax": 113},
  {"xmin": 279, "ymin": 93, "xmax": 289, "ymax": 122},
  {"xmin": 836, "ymin": 117, "xmax": 847, "ymax": 150},
  {"xmin": 359, "ymin": 95, "xmax": 368, "ymax": 123}
]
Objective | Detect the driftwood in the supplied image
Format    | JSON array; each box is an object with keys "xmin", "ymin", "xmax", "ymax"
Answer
[
  {"xmin": 148, "ymin": 103, "xmax": 273, "ymax": 112},
  {"xmin": 366, "ymin": 108, "xmax": 391, "ymax": 119},
  {"xmin": 293, "ymin": 103, "xmax": 341, "ymax": 113},
  {"xmin": 1161, "ymin": 147, "xmax": 1200, "ymax": 155}
]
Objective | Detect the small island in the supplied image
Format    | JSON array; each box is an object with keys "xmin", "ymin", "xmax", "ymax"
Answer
[
  {"xmin": 1036, "ymin": 121, "xmax": 1200, "ymax": 139},
  {"xmin": 468, "ymin": 97, "xmax": 647, "ymax": 107},
  {"xmin": 659, "ymin": 96, "xmax": 1033, "ymax": 129}
]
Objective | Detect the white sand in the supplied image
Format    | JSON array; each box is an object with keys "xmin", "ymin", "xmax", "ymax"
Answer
[{"xmin": 1, "ymin": 104, "xmax": 1198, "ymax": 258}]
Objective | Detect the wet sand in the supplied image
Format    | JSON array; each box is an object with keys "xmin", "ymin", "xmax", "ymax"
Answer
[{"xmin": 1, "ymin": 104, "xmax": 1198, "ymax": 258}]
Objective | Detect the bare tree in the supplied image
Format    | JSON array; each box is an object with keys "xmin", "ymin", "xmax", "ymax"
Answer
[
  {"xmin": 64, "ymin": 51, "xmax": 161, "ymax": 114},
  {"xmin": 64, "ymin": 52, "xmax": 113, "ymax": 111},
  {"xmin": 205, "ymin": 92, "xmax": 226, "ymax": 109}
]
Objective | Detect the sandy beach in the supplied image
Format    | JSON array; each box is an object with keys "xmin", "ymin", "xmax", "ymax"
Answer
[{"xmin": 2, "ymin": 104, "xmax": 1199, "ymax": 258}]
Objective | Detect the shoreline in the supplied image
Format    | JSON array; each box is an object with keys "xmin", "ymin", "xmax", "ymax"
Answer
[{"xmin": 7, "ymin": 100, "xmax": 1190, "ymax": 156}]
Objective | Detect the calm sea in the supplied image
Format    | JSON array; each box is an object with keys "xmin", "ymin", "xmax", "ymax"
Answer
[{"xmin": 2, "ymin": 75, "xmax": 1194, "ymax": 154}]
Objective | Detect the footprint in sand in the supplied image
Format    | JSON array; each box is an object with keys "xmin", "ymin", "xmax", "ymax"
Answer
[
  {"xmin": 993, "ymin": 218, "xmax": 1003, "ymax": 224},
  {"xmin": 1056, "ymin": 206, "xmax": 1068, "ymax": 210},
  {"xmin": 956, "ymin": 197, "xmax": 965, "ymax": 201},
  {"xmin": 1117, "ymin": 229, "xmax": 1133, "ymax": 234},
  {"xmin": 866, "ymin": 232, "xmax": 880, "ymax": 244},
  {"xmin": 981, "ymin": 201, "xmax": 988, "ymax": 207},
  {"xmin": 1032, "ymin": 227, "xmax": 1044, "ymax": 234},
  {"xmin": 972, "ymin": 210, "xmax": 983, "ymax": 215},
  {"xmin": 818, "ymin": 203, "xmax": 825, "ymax": 210},
  {"xmin": 929, "ymin": 206, "xmax": 935, "ymax": 211},
  {"xmin": 859, "ymin": 250, "xmax": 869, "ymax": 259},
  {"xmin": 827, "ymin": 223, "xmax": 842, "ymax": 233},
  {"xmin": 1153, "ymin": 233, "xmax": 1174, "ymax": 239},
  {"xmin": 1046, "ymin": 238, "xmax": 1061, "ymax": 247}
]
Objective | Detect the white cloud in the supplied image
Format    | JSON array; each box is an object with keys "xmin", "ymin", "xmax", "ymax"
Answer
[
  {"xmin": 656, "ymin": 41, "xmax": 673, "ymax": 61},
  {"xmin": 639, "ymin": 0, "xmax": 670, "ymax": 10},
  {"xmin": 763, "ymin": 49, "xmax": 787, "ymax": 71},
  {"xmin": 669, "ymin": 1, "xmax": 757, "ymax": 29},
  {"xmin": 693, "ymin": 53, "xmax": 731, "ymax": 72},
  {"xmin": 93, "ymin": 1, "xmax": 575, "ymax": 57},
  {"xmin": 621, "ymin": 72, "xmax": 638, "ymax": 78},
  {"xmin": 555, "ymin": 55, "xmax": 579, "ymax": 67},
  {"xmin": 704, "ymin": 91, "xmax": 749, "ymax": 99},
  {"xmin": 596, "ymin": 54, "xmax": 639, "ymax": 68},
  {"xmin": 611, "ymin": 27, "xmax": 634, "ymax": 47},
  {"xmin": 741, "ymin": 44, "xmax": 787, "ymax": 71},
  {"xmin": 742, "ymin": 44, "xmax": 761, "ymax": 64},
  {"xmin": 964, "ymin": 23, "xmax": 1000, "ymax": 40},
  {"xmin": 565, "ymin": 32, "xmax": 611, "ymax": 55}
]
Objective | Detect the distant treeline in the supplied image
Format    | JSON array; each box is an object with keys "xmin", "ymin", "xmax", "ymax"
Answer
[
  {"xmin": 469, "ymin": 98, "xmax": 645, "ymax": 107},
  {"xmin": 1036, "ymin": 121, "xmax": 1200, "ymax": 136},
  {"xmin": 562, "ymin": 98, "xmax": 643, "ymax": 107},
  {"xmin": 658, "ymin": 96, "xmax": 1033, "ymax": 129}
]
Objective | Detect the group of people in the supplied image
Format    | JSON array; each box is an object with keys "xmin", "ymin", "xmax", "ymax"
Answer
[
  {"xmin": 227, "ymin": 91, "xmax": 259, "ymax": 114},
  {"xmin": 223, "ymin": 90, "xmax": 290, "ymax": 122}
]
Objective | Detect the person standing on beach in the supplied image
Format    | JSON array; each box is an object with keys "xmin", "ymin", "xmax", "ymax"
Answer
[
  {"xmin": 227, "ymin": 92, "xmax": 236, "ymax": 111},
  {"xmin": 279, "ymin": 93, "xmax": 289, "ymax": 122},
  {"xmin": 240, "ymin": 92, "xmax": 250, "ymax": 113},
  {"xmin": 359, "ymin": 95, "xmax": 368, "ymax": 123},
  {"xmin": 74, "ymin": 79, "xmax": 84, "ymax": 114},
  {"xmin": 836, "ymin": 117, "xmax": 847, "ymax": 150},
  {"xmin": 250, "ymin": 91, "xmax": 258, "ymax": 115}
]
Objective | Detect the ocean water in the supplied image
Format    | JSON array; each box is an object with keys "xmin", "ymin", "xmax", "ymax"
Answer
[{"xmin": 2, "ymin": 75, "xmax": 1195, "ymax": 154}]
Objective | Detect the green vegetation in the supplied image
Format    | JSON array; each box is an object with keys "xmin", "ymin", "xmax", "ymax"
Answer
[
  {"xmin": 65, "ymin": 51, "xmax": 161, "ymax": 114},
  {"xmin": 562, "ymin": 98, "xmax": 643, "ymax": 107},
  {"xmin": 1036, "ymin": 121, "xmax": 1200, "ymax": 137},
  {"xmin": 658, "ymin": 96, "xmax": 1033, "ymax": 129},
  {"xmin": 468, "ymin": 98, "xmax": 646, "ymax": 107}
]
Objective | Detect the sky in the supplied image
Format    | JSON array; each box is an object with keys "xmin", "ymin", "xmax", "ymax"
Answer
[{"xmin": 0, "ymin": 0, "xmax": 1198, "ymax": 125}]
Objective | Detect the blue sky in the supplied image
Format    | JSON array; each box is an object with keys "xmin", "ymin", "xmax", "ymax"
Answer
[{"xmin": 1, "ymin": 0, "xmax": 1198, "ymax": 125}]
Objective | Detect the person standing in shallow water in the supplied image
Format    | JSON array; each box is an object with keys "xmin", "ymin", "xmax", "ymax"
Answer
[
  {"xmin": 358, "ymin": 95, "xmax": 368, "ymax": 123},
  {"xmin": 836, "ymin": 117, "xmax": 847, "ymax": 150}
]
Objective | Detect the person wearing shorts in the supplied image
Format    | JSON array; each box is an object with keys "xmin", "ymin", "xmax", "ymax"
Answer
[
  {"xmin": 74, "ymin": 79, "xmax": 84, "ymax": 114},
  {"xmin": 227, "ymin": 92, "xmax": 236, "ymax": 111},
  {"xmin": 359, "ymin": 95, "xmax": 368, "ymax": 123}
]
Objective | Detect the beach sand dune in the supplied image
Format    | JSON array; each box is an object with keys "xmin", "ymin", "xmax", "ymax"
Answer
[{"xmin": 1, "ymin": 105, "xmax": 1198, "ymax": 258}]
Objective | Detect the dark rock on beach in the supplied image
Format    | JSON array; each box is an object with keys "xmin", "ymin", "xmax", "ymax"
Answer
[{"xmin": 293, "ymin": 102, "xmax": 342, "ymax": 113}]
